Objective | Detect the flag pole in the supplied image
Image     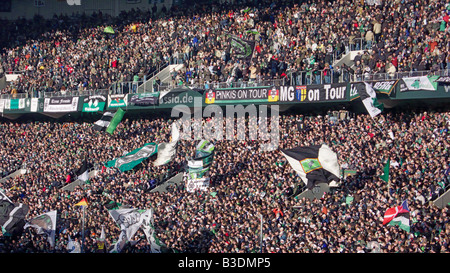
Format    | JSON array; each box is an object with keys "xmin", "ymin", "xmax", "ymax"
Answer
[
  {"xmin": 259, "ymin": 213, "xmax": 263, "ymax": 253},
  {"xmin": 81, "ymin": 205, "xmax": 86, "ymax": 253}
]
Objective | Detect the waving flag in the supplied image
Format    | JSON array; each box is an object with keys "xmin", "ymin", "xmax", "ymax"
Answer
[
  {"xmin": 104, "ymin": 143, "xmax": 157, "ymax": 172},
  {"xmin": 154, "ymin": 123, "xmax": 180, "ymax": 166},
  {"xmin": 108, "ymin": 208, "xmax": 155, "ymax": 253},
  {"xmin": 281, "ymin": 144, "xmax": 340, "ymax": 190},
  {"xmin": 75, "ymin": 159, "xmax": 89, "ymax": 182},
  {"xmin": 380, "ymin": 159, "xmax": 390, "ymax": 183},
  {"xmin": 93, "ymin": 111, "xmax": 114, "ymax": 132},
  {"xmin": 24, "ymin": 210, "xmax": 57, "ymax": 247},
  {"xmin": 187, "ymin": 140, "xmax": 215, "ymax": 179},
  {"xmin": 228, "ymin": 35, "xmax": 255, "ymax": 61},
  {"xmin": 0, "ymin": 199, "xmax": 29, "ymax": 237},
  {"xmin": 106, "ymin": 108, "xmax": 125, "ymax": 135},
  {"xmin": 383, "ymin": 200, "xmax": 410, "ymax": 232},
  {"xmin": 356, "ymin": 82, "xmax": 384, "ymax": 118},
  {"xmin": 74, "ymin": 198, "xmax": 88, "ymax": 207}
]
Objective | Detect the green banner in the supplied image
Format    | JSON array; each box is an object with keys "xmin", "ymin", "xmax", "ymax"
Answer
[
  {"xmin": 82, "ymin": 95, "xmax": 106, "ymax": 112},
  {"xmin": 105, "ymin": 143, "xmax": 157, "ymax": 172},
  {"xmin": 106, "ymin": 108, "xmax": 125, "ymax": 135}
]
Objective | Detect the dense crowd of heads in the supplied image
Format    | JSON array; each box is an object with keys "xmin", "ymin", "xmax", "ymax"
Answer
[
  {"xmin": 1, "ymin": 0, "xmax": 450, "ymax": 96},
  {"xmin": 0, "ymin": 108, "xmax": 449, "ymax": 253},
  {"xmin": 1, "ymin": 0, "xmax": 450, "ymax": 254}
]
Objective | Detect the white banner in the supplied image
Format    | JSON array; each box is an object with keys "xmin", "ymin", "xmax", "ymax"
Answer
[
  {"xmin": 43, "ymin": 97, "xmax": 79, "ymax": 112},
  {"xmin": 30, "ymin": 98, "xmax": 39, "ymax": 112},
  {"xmin": 186, "ymin": 177, "xmax": 210, "ymax": 193}
]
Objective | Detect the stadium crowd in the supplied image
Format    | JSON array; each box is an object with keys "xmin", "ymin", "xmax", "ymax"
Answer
[
  {"xmin": 1, "ymin": 0, "xmax": 450, "ymax": 96},
  {"xmin": 0, "ymin": 108, "xmax": 449, "ymax": 253},
  {"xmin": 0, "ymin": 0, "xmax": 450, "ymax": 255}
]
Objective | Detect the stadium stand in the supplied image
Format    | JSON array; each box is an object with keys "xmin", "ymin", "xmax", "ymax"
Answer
[{"xmin": 0, "ymin": 0, "xmax": 449, "ymax": 254}]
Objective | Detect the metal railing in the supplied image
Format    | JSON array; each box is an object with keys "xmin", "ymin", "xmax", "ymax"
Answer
[
  {"xmin": 108, "ymin": 61, "xmax": 170, "ymax": 95},
  {"xmin": 332, "ymin": 38, "xmax": 372, "ymax": 64},
  {"xmin": 0, "ymin": 92, "xmax": 29, "ymax": 99},
  {"xmin": 154, "ymin": 78, "xmax": 288, "ymax": 92},
  {"xmin": 43, "ymin": 89, "xmax": 109, "ymax": 98},
  {"xmin": 109, "ymin": 81, "xmax": 145, "ymax": 94},
  {"xmin": 350, "ymin": 69, "xmax": 449, "ymax": 82},
  {"xmin": 2, "ymin": 68, "xmax": 449, "ymax": 98}
]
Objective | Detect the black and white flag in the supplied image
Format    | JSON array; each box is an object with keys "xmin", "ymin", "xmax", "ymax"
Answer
[
  {"xmin": 281, "ymin": 144, "xmax": 340, "ymax": 190},
  {"xmin": 356, "ymin": 82, "xmax": 384, "ymax": 118},
  {"xmin": 75, "ymin": 159, "xmax": 89, "ymax": 182},
  {"xmin": 0, "ymin": 199, "xmax": 29, "ymax": 237},
  {"xmin": 93, "ymin": 111, "xmax": 114, "ymax": 131},
  {"xmin": 24, "ymin": 210, "xmax": 57, "ymax": 247}
]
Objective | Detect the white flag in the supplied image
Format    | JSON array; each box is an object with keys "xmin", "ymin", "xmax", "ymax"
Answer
[
  {"xmin": 67, "ymin": 236, "xmax": 81, "ymax": 253},
  {"xmin": 154, "ymin": 123, "xmax": 180, "ymax": 166},
  {"xmin": 24, "ymin": 210, "xmax": 57, "ymax": 247},
  {"xmin": 141, "ymin": 208, "xmax": 163, "ymax": 253},
  {"xmin": 109, "ymin": 208, "xmax": 147, "ymax": 241}
]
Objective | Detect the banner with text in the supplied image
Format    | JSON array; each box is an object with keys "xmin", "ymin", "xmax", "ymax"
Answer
[
  {"xmin": 108, "ymin": 94, "xmax": 128, "ymax": 108},
  {"xmin": 129, "ymin": 93, "xmax": 159, "ymax": 107},
  {"xmin": 43, "ymin": 97, "xmax": 79, "ymax": 113},
  {"xmin": 82, "ymin": 95, "xmax": 107, "ymax": 112},
  {"xmin": 205, "ymin": 87, "xmax": 273, "ymax": 104},
  {"xmin": 159, "ymin": 87, "xmax": 203, "ymax": 108},
  {"xmin": 276, "ymin": 83, "xmax": 348, "ymax": 103}
]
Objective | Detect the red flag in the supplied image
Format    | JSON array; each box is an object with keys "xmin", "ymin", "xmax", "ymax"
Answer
[{"xmin": 383, "ymin": 201, "xmax": 409, "ymax": 225}]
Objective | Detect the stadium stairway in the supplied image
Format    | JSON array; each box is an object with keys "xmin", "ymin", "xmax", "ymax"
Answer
[
  {"xmin": 0, "ymin": 168, "xmax": 27, "ymax": 184},
  {"xmin": 61, "ymin": 169, "xmax": 99, "ymax": 192},
  {"xmin": 431, "ymin": 187, "xmax": 450, "ymax": 209},
  {"xmin": 333, "ymin": 50, "xmax": 367, "ymax": 70},
  {"xmin": 150, "ymin": 172, "xmax": 184, "ymax": 193},
  {"xmin": 137, "ymin": 63, "xmax": 185, "ymax": 93}
]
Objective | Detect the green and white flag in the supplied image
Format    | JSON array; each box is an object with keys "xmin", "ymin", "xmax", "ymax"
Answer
[
  {"xmin": 246, "ymin": 29, "xmax": 260, "ymax": 35},
  {"xmin": 5, "ymin": 98, "xmax": 25, "ymax": 110},
  {"xmin": 109, "ymin": 208, "xmax": 162, "ymax": 253},
  {"xmin": 380, "ymin": 159, "xmax": 390, "ymax": 183},
  {"xmin": 24, "ymin": 210, "xmax": 57, "ymax": 247},
  {"xmin": 82, "ymin": 95, "xmax": 106, "ymax": 112},
  {"xmin": 106, "ymin": 108, "xmax": 125, "ymax": 135},
  {"xmin": 400, "ymin": 75, "xmax": 439, "ymax": 91},
  {"xmin": 228, "ymin": 35, "xmax": 255, "ymax": 61},
  {"xmin": 187, "ymin": 140, "xmax": 215, "ymax": 179},
  {"xmin": 281, "ymin": 144, "xmax": 340, "ymax": 190},
  {"xmin": 194, "ymin": 139, "xmax": 215, "ymax": 166},
  {"xmin": 104, "ymin": 26, "xmax": 115, "ymax": 34},
  {"xmin": 105, "ymin": 143, "xmax": 157, "ymax": 172},
  {"xmin": 356, "ymin": 82, "xmax": 384, "ymax": 118}
]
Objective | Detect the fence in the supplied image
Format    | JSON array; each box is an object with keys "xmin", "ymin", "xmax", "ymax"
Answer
[
  {"xmin": 0, "ymin": 92, "xmax": 29, "ymax": 99},
  {"xmin": 2, "ymin": 68, "xmax": 450, "ymax": 98},
  {"xmin": 43, "ymin": 89, "xmax": 109, "ymax": 98}
]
